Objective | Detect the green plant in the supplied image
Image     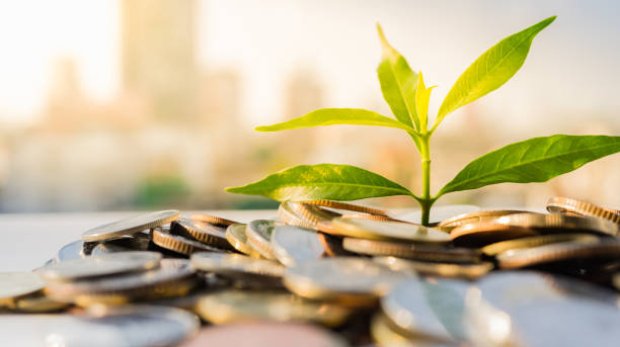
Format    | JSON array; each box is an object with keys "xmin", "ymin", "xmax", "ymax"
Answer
[{"xmin": 227, "ymin": 16, "xmax": 620, "ymax": 226}]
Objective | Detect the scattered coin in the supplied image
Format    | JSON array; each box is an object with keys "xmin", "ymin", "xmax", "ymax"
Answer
[
  {"xmin": 343, "ymin": 238, "xmax": 481, "ymax": 263},
  {"xmin": 303, "ymin": 200, "xmax": 388, "ymax": 217},
  {"xmin": 374, "ymin": 257, "xmax": 493, "ymax": 280},
  {"xmin": 171, "ymin": 218, "xmax": 233, "ymax": 250},
  {"xmin": 0, "ymin": 272, "xmax": 46, "ymax": 307},
  {"xmin": 10, "ymin": 294, "xmax": 69, "ymax": 313},
  {"xmin": 438, "ymin": 209, "xmax": 528, "ymax": 232},
  {"xmin": 91, "ymin": 234, "xmax": 151, "ymax": 255},
  {"xmin": 496, "ymin": 212, "xmax": 619, "ymax": 236},
  {"xmin": 449, "ymin": 222, "xmax": 537, "ymax": 248},
  {"xmin": 225, "ymin": 223, "xmax": 262, "ymax": 258},
  {"xmin": 283, "ymin": 257, "xmax": 406, "ymax": 305},
  {"xmin": 246, "ymin": 220, "xmax": 278, "ymax": 260},
  {"xmin": 191, "ymin": 213, "xmax": 238, "ymax": 227},
  {"xmin": 271, "ymin": 225, "xmax": 326, "ymax": 266},
  {"xmin": 195, "ymin": 290, "xmax": 350, "ymax": 326},
  {"xmin": 82, "ymin": 210, "xmax": 180, "ymax": 242},
  {"xmin": 278, "ymin": 201, "xmax": 339, "ymax": 229},
  {"xmin": 392, "ymin": 205, "xmax": 480, "ymax": 225},
  {"xmin": 191, "ymin": 252, "xmax": 284, "ymax": 280},
  {"xmin": 480, "ymin": 233, "xmax": 600, "ymax": 257},
  {"xmin": 152, "ymin": 228, "xmax": 226, "ymax": 255},
  {"xmin": 371, "ymin": 313, "xmax": 451, "ymax": 347},
  {"xmin": 37, "ymin": 251, "xmax": 162, "ymax": 281},
  {"xmin": 56, "ymin": 240, "xmax": 91, "ymax": 262},
  {"xmin": 324, "ymin": 217, "xmax": 451, "ymax": 244},
  {"xmin": 547, "ymin": 196, "xmax": 620, "ymax": 224}
]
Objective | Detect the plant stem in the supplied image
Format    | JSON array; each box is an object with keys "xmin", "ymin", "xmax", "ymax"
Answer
[{"xmin": 418, "ymin": 134, "xmax": 434, "ymax": 225}]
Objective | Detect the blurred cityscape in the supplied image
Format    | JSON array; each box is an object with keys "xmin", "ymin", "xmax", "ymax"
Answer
[{"xmin": 0, "ymin": 0, "xmax": 619, "ymax": 212}]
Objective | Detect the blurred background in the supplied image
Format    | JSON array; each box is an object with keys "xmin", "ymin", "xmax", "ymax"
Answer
[{"xmin": 0, "ymin": 0, "xmax": 618, "ymax": 213}]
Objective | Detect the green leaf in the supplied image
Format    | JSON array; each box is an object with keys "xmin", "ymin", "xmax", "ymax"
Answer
[
  {"xmin": 414, "ymin": 72, "xmax": 434, "ymax": 132},
  {"xmin": 256, "ymin": 108, "xmax": 415, "ymax": 133},
  {"xmin": 226, "ymin": 164, "xmax": 413, "ymax": 201},
  {"xmin": 439, "ymin": 135, "xmax": 620, "ymax": 195},
  {"xmin": 376, "ymin": 23, "xmax": 419, "ymax": 131},
  {"xmin": 433, "ymin": 16, "xmax": 556, "ymax": 130}
]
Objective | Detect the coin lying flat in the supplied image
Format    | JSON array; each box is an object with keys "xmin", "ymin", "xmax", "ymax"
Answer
[
  {"xmin": 278, "ymin": 201, "xmax": 340, "ymax": 230},
  {"xmin": 82, "ymin": 210, "xmax": 180, "ymax": 242},
  {"xmin": 152, "ymin": 228, "xmax": 226, "ymax": 256},
  {"xmin": 547, "ymin": 196, "xmax": 620, "ymax": 224},
  {"xmin": 195, "ymin": 290, "xmax": 350, "ymax": 326},
  {"xmin": 91, "ymin": 234, "xmax": 151, "ymax": 255},
  {"xmin": 56, "ymin": 240, "xmax": 91, "ymax": 262},
  {"xmin": 191, "ymin": 213, "xmax": 238, "ymax": 228},
  {"xmin": 45, "ymin": 259, "xmax": 197, "ymax": 306},
  {"xmin": 374, "ymin": 257, "xmax": 493, "ymax": 280},
  {"xmin": 171, "ymin": 218, "xmax": 233, "ymax": 250},
  {"xmin": 343, "ymin": 238, "xmax": 481, "ymax": 264},
  {"xmin": 496, "ymin": 212, "xmax": 619, "ymax": 236},
  {"xmin": 10, "ymin": 294, "xmax": 69, "ymax": 313},
  {"xmin": 0, "ymin": 272, "xmax": 46, "ymax": 307},
  {"xmin": 496, "ymin": 238, "xmax": 620, "ymax": 270},
  {"xmin": 303, "ymin": 200, "xmax": 388, "ymax": 217},
  {"xmin": 480, "ymin": 233, "xmax": 600, "ymax": 257},
  {"xmin": 225, "ymin": 223, "xmax": 262, "ymax": 258},
  {"xmin": 37, "ymin": 251, "xmax": 162, "ymax": 281},
  {"xmin": 465, "ymin": 271, "xmax": 620, "ymax": 347},
  {"xmin": 246, "ymin": 220, "xmax": 278, "ymax": 260},
  {"xmin": 284, "ymin": 258, "xmax": 406, "ymax": 305},
  {"xmin": 382, "ymin": 278, "xmax": 470, "ymax": 342},
  {"xmin": 178, "ymin": 322, "xmax": 348, "ymax": 347},
  {"xmin": 271, "ymin": 225, "xmax": 325, "ymax": 267},
  {"xmin": 392, "ymin": 205, "xmax": 480, "ymax": 225},
  {"xmin": 449, "ymin": 222, "xmax": 537, "ymax": 248},
  {"xmin": 191, "ymin": 252, "xmax": 285, "ymax": 279},
  {"xmin": 438, "ymin": 209, "xmax": 528, "ymax": 232},
  {"xmin": 323, "ymin": 217, "xmax": 451, "ymax": 244}
]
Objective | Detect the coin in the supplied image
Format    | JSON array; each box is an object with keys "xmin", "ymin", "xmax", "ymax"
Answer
[
  {"xmin": 191, "ymin": 252, "xmax": 285, "ymax": 279},
  {"xmin": 438, "ymin": 209, "xmax": 529, "ymax": 232},
  {"xmin": 271, "ymin": 225, "xmax": 325, "ymax": 266},
  {"xmin": 465, "ymin": 271, "xmax": 620, "ymax": 347},
  {"xmin": 449, "ymin": 222, "xmax": 537, "ymax": 248},
  {"xmin": 82, "ymin": 210, "xmax": 180, "ymax": 242},
  {"xmin": 91, "ymin": 234, "xmax": 151, "ymax": 255},
  {"xmin": 171, "ymin": 218, "xmax": 233, "ymax": 250},
  {"xmin": 10, "ymin": 294, "xmax": 69, "ymax": 313},
  {"xmin": 392, "ymin": 205, "xmax": 480, "ymax": 225},
  {"xmin": 382, "ymin": 278, "xmax": 469, "ymax": 342},
  {"xmin": 152, "ymin": 228, "xmax": 227, "ymax": 256},
  {"xmin": 56, "ymin": 240, "xmax": 90, "ymax": 261},
  {"xmin": 278, "ymin": 201, "xmax": 339, "ymax": 229},
  {"xmin": 547, "ymin": 196, "xmax": 620, "ymax": 224},
  {"xmin": 371, "ymin": 314, "xmax": 427, "ymax": 347},
  {"xmin": 283, "ymin": 257, "xmax": 406, "ymax": 305},
  {"xmin": 45, "ymin": 259, "xmax": 197, "ymax": 306},
  {"xmin": 303, "ymin": 200, "xmax": 388, "ymax": 216},
  {"xmin": 480, "ymin": 233, "xmax": 600, "ymax": 256},
  {"xmin": 37, "ymin": 251, "xmax": 162, "ymax": 281},
  {"xmin": 323, "ymin": 217, "xmax": 451, "ymax": 244},
  {"xmin": 191, "ymin": 213, "xmax": 238, "ymax": 227},
  {"xmin": 178, "ymin": 322, "xmax": 348, "ymax": 347},
  {"xmin": 343, "ymin": 238, "xmax": 481, "ymax": 264},
  {"xmin": 614, "ymin": 273, "xmax": 620, "ymax": 291},
  {"xmin": 0, "ymin": 272, "xmax": 46, "ymax": 307},
  {"xmin": 374, "ymin": 257, "xmax": 493, "ymax": 280},
  {"xmin": 496, "ymin": 212, "xmax": 619, "ymax": 236},
  {"xmin": 225, "ymin": 223, "xmax": 262, "ymax": 258},
  {"xmin": 195, "ymin": 290, "xmax": 350, "ymax": 326},
  {"xmin": 246, "ymin": 220, "xmax": 278, "ymax": 260}
]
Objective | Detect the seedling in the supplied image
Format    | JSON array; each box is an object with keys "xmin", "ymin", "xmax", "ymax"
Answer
[{"xmin": 228, "ymin": 16, "xmax": 620, "ymax": 225}]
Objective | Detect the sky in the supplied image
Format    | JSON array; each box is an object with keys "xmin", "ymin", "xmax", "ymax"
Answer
[{"xmin": 0, "ymin": 0, "xmax": 618, "ymax": 129}]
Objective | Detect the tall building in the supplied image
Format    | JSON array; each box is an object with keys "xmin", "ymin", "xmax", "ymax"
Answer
[{"xmin": 121, "ymin": 0, "xmax": 198, "ymax": 121}]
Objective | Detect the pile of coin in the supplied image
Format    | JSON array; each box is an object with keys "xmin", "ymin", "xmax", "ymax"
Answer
[{"xmin": 1, "ymin": 196, "xmax": 620, "ymax": 346}]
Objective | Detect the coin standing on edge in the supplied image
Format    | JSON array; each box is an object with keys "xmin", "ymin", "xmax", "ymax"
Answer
[
  {"xmin": 546, "ymin": 196, "xmax": 620, "ymax": 224},
  {"xmin": 82, "ymin": 210, "xmax": 180, "ymax": 242},
  {"xmin": 225, "ymin": 223, "xmax": 262, "ymax": 258},
  {"xmin": 246, "ymin": 220, "xmax": 278, "ymax": 260}
]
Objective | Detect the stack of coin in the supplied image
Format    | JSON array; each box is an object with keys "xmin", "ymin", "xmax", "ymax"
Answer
[{"xmin": 1, "ymin": 197, "xmax": 619, "ymax": 346}]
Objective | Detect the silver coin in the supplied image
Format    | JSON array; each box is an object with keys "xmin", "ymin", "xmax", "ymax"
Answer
[
  {"xmin": 190, "ymin": 252, "xmax": 284, "ymax": 278},
  {"xmin": 0, "ymin": 305, "xmax": 199, "ymax": 347},
  {"xmin": 0, "ymin": 272, "xmax": 46, "ymax": 306},
  {"xmin": 271, "ymin": 225, "xmax": 325, "ymax": 267},
  {"xmin": 329, "ymin": 218, "xmax": 450, "ymax": 243},
  {"xmin": 56, "ymin": 240, "xmax": 88, "ymax": 262},
  {"xmin": 246, "ymin": 220, "xmax": 278, "ymax": 260},
  {"xmin": 465, "ymin": 271, "xmax": 620, "ymax": 347},
  {"xmin": 382, "ymin": 277, "xmax": 470, "ymax": 343},
  {"xmin": 37, "ymin": 251, "xmax": 162, "ymax": 281},
  {"xmin": 82, "ymin": 210, "xmax": 180, "ymax": 242},
  {"xmin": 91, "ymin": 235, "xmax": 151, "ymax": 256},
  {"xmin": 392, "ymin": 205, "xmax": 480, "ymax": 225}
]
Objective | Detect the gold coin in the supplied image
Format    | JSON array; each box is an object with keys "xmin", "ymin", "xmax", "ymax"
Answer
[
  {"xmin": 546, "ymin": 196, "xmax": 620, "ymax": 224},
  {"xmin": 0, "ymin": 272, "xmax": 46, "ymax": 307},
  {"xmin": 303, "ymin": 200, "xmax": 388, "ymax": 217},
  {"xmin": 497, "ymin": 239, "xmax": 620, "ymax": 270},
  {"xmin": 497, "ymin": 212, "xmax": 619, "ymax": 237},
  {"xmin": 195, "ymin": 290, "xmax": 350, "ymax": 327},
  {"xmin": 171, "ymin": 218, "xmax": 233, "ymax": 250},
  {"xmin": 370, "ymin": 314, "xmax": 417, "ymax": 347},
  {"xmin": 45, "ymin": 259, "xmax": 197, "ymax": 306},
  {"xmin": 10, "ymin": 294, "xmax": 69, "ymax": 313},
  {"xmin": 318, "ymin": 233, "xmax": 353, "ymax": 257},
  {"xmin": 82, "ymin": 210, "xmax": 180, "ymax": 242},
  {"xmin": 390, "ymin": 204, "xmax": 480, "ymax": 225},
  {"xmin": 191, "ymin": 213, "xmax": 238, "ymax": 227},
  {"xmin": 342, "ymin": 238, "xmax": 481, "ymax": 264},
  {"xmin": 438, "ymin": 209, "xmax": 529, "ymax": 232},
  {"xmin": 245, "ymin": 220, "xmax": 278, "ymax": 260},
  {"xmin": 152, "ymin": 228, "xmax": 227, "ymax": 256},
  {"xmin": 614, "ymin": 273, "xmax": 620, "ymax": 291},
  {"xmin": 283, "ymin": 257, "xmax": 406, "ymax": 306},
  {"xmin": 481, "ymin": 233, "xmax": 600, "ymax": 256},
  {"xmin": 191, "ymin": 252, "xmax": 284, "ymax": 279},
  {"xmin": 225, "ymin": 223, "xmax": 263, "ymax": 258},
  {"xmin": 449, "ymin": 222, "xmax": 537, "ymax": 248},
  {"xmin": 374, "ymin": 256, "xmax": 493, "ymax": 280},
  {"xmin": 278, "ymin": 201, "xmax": 339, "ymax": 230},
  {"xmin": 323, "ymin": 217, "xmax": 450, "ymax": 244}
]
